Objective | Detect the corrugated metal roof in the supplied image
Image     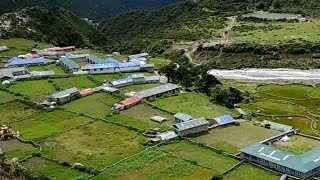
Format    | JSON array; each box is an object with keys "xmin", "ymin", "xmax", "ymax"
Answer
[
  {"xmin": 0, "ymin": 67, "xmax": 26, "ymax": 79},
  {"xmin": 158, "ymin": 131, "xmax": 178, "ymax": 140},
  {"xmin": 172, "ymin": 118, "xmax": 209, "ymax": 131},
  {"xmin": 140, "ymin": 63, "xmax": 155, "ymax": 68},
  {"xmin": 49, "ymin": 87, "xmax": 79, "ymax": 99},
  {"xmin": 240, "ymin": 143, "xmax": 320, "ymax": 173},
  {"xmin": 119, "ymin": 96, "xmax": 141, "ymax": 106},
  {"xmin": 8, "ymin": 57, "xmax": 45, "ymax": 66},
  {"xmin": 110, "ymin": 77, "xmax": 133, "ymax": 86},
  {"xmin": 83, "ymin": 63, "xmax": 115, "ymax": 70},
  {"xmin": 105, "ymin": 58, "xmax": 120, "ymax": 68},
  {"xmin": 119, "ymin": 60, "xmax": 140, "ymax": 68},
  {"xmin": 145, "ymin": 76, "xmax": 160, "ymax": 82},
  {"xmin": 102, "ymin": 86, "xmax": 119, "ymax": 93},
  {"xmin": 66, "ymin": 53, "xmax": 89, "ymax": 59},
  {"xmin": 87, "ymin": 55, "xmax": 105, "ymax": 64},
  {"xmin": 134, "ymin": 83, "xmax": 181, "ymax": 99},
  {"xmin": 128, "ymin": 53, "xmax": 149, "ymax": 59},
  {"xmin": 30, "ymin": 70, "xmax": 55, "ymax": 77},
  {"xmin": 59, "ymin": 57, "xmax": 79, "ymax": 70},
  {"xmin": 174, "ymin": 113, "xmax": 193, "ymax": 122},
  {"xmin": 262, "ymin": 120, "xmax": 293, "ymax": 132},
  {"xmin": 131, "ymin": 74, "xmax": 145, "ymax": 79},
  {"xmin": 213, "ymin": 115, "xmax": 234, "ymax": 125},
  {"xmin": 119, "ymin": 66, "xmax": 140, "ymax": 72}
]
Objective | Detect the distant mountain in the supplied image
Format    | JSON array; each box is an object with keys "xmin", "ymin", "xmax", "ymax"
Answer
[
  {"xmin": 0, "ymin": 0, "xmax": 185, "ymax": 20},
  {"xmin": 0, "ymin": 7, "xmax": 103, "ymax": 47}
]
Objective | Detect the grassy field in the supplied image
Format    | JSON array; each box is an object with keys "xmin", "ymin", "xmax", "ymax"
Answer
[
  {"xmin": 41, "ymin": 121, "xmax": 146, "ymax": 169},
  {"xmin": 0, "ymin": 101, "xmax": 40, "ymax": 124},
  {"xmin": 23, "ymin": 157, "xmax": 89, "ymax": 179},
  {"xmin": 0, "ymin": 90, "xmax": 17, "ymax": 103},
  {"xmin": 45, "ymin": 64, "xmax": 66, "ymax": 75},
  {"xmin": 257, "ymin": 84, "xmax": 312, "ymax": 99},
  {"xmin": 220, "ymin": 80, "xmax": 259, "ymax": 93},
  {"xmin": 107, "ymin": 103, "xmax": 174, "ymax": 130},
  {"xmin": 273, "ymin": 135, "xmax": 320, "ymax": 155},
  {"xmin": 159, "ymin": 140, "xmax": 239, "ymax": 173},
  {"xmin": 153, "ymin": 93, "xmax": 239, "ymax": 118},
  {"xmin": 63, "ymin": 93, "xmax": 121, "ymax": 118},
  {"xmin": 8, "ymin": 80, "xmax": 56, "ymax": 102},
  {"xmin": 223, "ymin": 164, "xmax": 279, "ymax": 180},
  {"xmin": 0, "ymin": 139, "xmax": 37, "ymax": 159},
  {"xmin": 0, "ymin": 38, "xmax": 51, "ymax": 57},
  {"xmin": 149, "ymin": 58, "xmax": 170, "ymax": 69},
  {"xmin": 92, "ymin": 149, "xmax": 215, "ymax": 180},
  {"xmin": 52, "ymin": 76, "xmax": 97, "ymax": 90},
  {"xmin": 11, "ymin": 110, "xmax": 91, "ymax": 140},
  {"xmin": 231, "ymin": 20, "xmax": 320, "ymax": 44},
  {"xmin": 191, "ymin": 123, "xmax": 280, "ymax": 154},
  {"xmin": 27, "ymin": 66, "xmax": 46, "ymax": 71}
]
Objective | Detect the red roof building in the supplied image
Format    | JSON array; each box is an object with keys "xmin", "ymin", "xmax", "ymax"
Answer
[
  {"xmin": 46, "ymin": 46, "xmax": 76, "ymax": 52},
  {"xmin": 79, "ymin": 88, "xmax": 94, "ymax": 97},
  {"xmin": 18, "ymin": 53, "xmax": 40, "ymax": 59},
  {"xmin": 112, "ymin": 96, "xmax": 141, "ymax": 110}
]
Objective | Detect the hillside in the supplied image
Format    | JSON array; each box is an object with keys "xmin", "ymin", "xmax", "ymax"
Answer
[
  {"xmin": 0, "ymin": 0, "xmax": 184, "ymax": 20},
  {"xmin": 0, "ymin": 7, "xmax": 103, "ymax": 48}
]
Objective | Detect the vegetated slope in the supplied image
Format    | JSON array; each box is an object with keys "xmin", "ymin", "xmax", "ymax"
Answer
[
  {"xmin": 0, "ymin": 0, "xmax": 185, "ymax": 20},
  {"xmin": 0, "ymin": 7, "xmax": 103, "ymax": 47},
  {"xmin": 100, "ymin": 1, "xmax": 227, "ymax": 53}
]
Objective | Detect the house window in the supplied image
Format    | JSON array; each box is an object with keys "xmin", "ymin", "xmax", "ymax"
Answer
[
  {"xmin": 94, "ymin": 69, "xmax": 97, "ymax": 71},
  {"xmin": 100, "ymin": 68, "xmax": 103, "ymax": 71}
]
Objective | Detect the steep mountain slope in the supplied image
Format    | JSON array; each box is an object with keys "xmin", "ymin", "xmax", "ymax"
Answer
[
  {"xmin": 0, "ymin": 0, "xmax": 185, "ymax": 20},
  {"xmin": 0, "ymin": 7, "xmax": 103, "ymax": 47}
]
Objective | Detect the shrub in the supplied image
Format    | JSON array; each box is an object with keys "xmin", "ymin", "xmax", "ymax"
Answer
[
  {"xmin": 211, "ymin": 175, "xmax": 223, "ymax": 180},
  {"xmin": 234, "ymin": 121, "xmax": 240, "ymax": 126}
]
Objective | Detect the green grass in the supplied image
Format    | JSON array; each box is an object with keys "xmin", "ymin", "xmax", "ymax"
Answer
[
  {"xmin": 272, "ymin": 135, "xmax": 320, "ymax": 155},
  {"xmin": 9, "ymin": 80, "xmax": 56, "ymax": 102},
  {"xmin": 45, "ymin": 64, "xmax": 67, "ymax": 75},
  {"xmin": 0, "ymin": 91, "xmax": 17, "ymax": 103},
  {"xmin": 52, "ymin": 76, "xmax": 97, "ymax": 90},
  {"xmin": 223, "ymin": 164, "xmax": 279, "ymax": 180},
  {"xmin": 159, "ymin": 140, "xmax": 239, "ymax": 173},
  {"xmin": 231, "ymin": 20, "xmax": 320, "ymax": 44},
  {"xmin": 23, "ymin": 157, "xmax": 89, "ymax": 179},
  {"xmin": 257, "ymin": 84, "xmax": 312, "ymax": 99},
  {"xmin": 220, "ymin": 80, "xmax": 259, "ymax": 93},
  {"xmin": 0, "ymin": 139, "xmax": 37, "ymax": 159},
  {"xmin": 0, "ymin": 101, "xmax": 40, "ymax": 124},
  {"xmin": 106, "ymin": 104, "xmax": 174, "ymax": 130},
  {"xmin": 41, "ymin": 121, "xmax": 146, "ymax": 169},
  {"xmin": 27, "ymin": 66, "xmax": 46, "ymax": 71},
  {"xmin": 63, "ymin": 93, "xmax": 121, "ymax": 118},
  {"xmin": 191, "ymin": 123, "xmax": 280, "ymax": 154},
  {"xmin": 153, "ymin": 93, "xmax": 239, "ymax": 118},
  {"xmin": 92, "ymin": 149, "xmax": 214, "ymax": 180},
  {"xmin": 149, "ymin": 58, "xmax": 170, "ymax": 69},
  {"xmin": 0, "ymin": 38, "xmax": 51, "ymax": 57},
  {"xmin": 11, "ymin": 110, "xmax": 91, "ymax": 140}
]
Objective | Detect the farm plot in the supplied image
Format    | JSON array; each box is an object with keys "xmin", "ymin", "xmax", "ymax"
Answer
[
  {"xmin": 0, "ymin": 139, "xmax": 37, "ymax": 159},
  {"xmin": 153, "ymin": 93, "xmax": 239, "ymax": 118},
  {"xmin": 41, "ymin": 121, "xmax": 146, "ymax": 169},
  {"xmin": 0, "ymin": 38, "xmax": 51, "ymax": 56},
  {"xmin": 52, "ymin": 76, "xmax": 96, "ymax": 90},
  {"xmin": 63, "ymin": 93, "xmax": 121, "ymax": 118},
  {"xmin": 45, "ymin": 64, "xmax": 66, "ymax": 75},
  {"xmin": 191, "ymin": 123, "xmax": 280, "ymax": 154},
  {"xmin": 223, "ymin": 164, "xmax": 279, "ymax": 180},
  {"xmin": 8, "ymin": 80, "xmax": 56, "ymax": 102},
  {"xmin": 0, "ymin": 101, "xmax": 40, "ymax": 124},
  {"xmin": 273, "ymin": 135, "xmax": 320, "ymax": 155},
  {"xmin": 108, "ymin": 104, "xmax": 174, "ymax": 130},
  {"xmin": 92, "ymin": 149, "xmax": 215, "ymax": 180},
  {"xmin": 158, "ymin": 140, "xmax": 239, "ymax": 173},
  {"xmin": 11, "ymin": 110, "xmax": 91, "ymax": 140},
  {"xmin": 23, "ymin": 157, "xmax": 89, "ymax": 179},
  {"xmin": 0, "ymin": 90, "xmax": 17, "ymax": 103}
]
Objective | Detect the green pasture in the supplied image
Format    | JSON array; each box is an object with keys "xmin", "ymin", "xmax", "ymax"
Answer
[
  {"xmin": 0, "ymin": 101, "xmax": 40, "ymax": 124},
  {"xmin": 223, "ymin": 164, "xmax": 279, "ymax": 180},
  {"xmin": 153, "ymin": 93, "xmax": 239, "ymax": 118},
  {"xmin": 41, "ymin": 121, "xmax": 146, "ymax": 169},
  {"xmin": 92, "ymin": 149, "xmax": 215, "ymax": 180},
  {"xmin": 23, "ymin": 157, "xmax": 89, "ymax": 179}
]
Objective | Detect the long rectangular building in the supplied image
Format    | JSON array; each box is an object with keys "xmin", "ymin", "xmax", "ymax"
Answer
[
  {"xmin": 134, "ymin": 83, "xmax": 181, "ymax": 100},
  {"xmin": 240, "ymin": 143, "xmax": 320, "ymax": 179},
  {"xmin": 172, "ymin": 118, "xmax": 209, "ymax": 137},
  {"xmin": 8, "ymin": 57, "xmax": 45, "ymax": 67},
  {"xmin": 59, "ymin": 57, "xmax": 80, "ymax": 72}
]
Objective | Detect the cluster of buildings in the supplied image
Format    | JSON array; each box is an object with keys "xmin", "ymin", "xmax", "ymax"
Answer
[{"xmin": 0, "ymin": 67, "xmax": 54, "ymax": 83}]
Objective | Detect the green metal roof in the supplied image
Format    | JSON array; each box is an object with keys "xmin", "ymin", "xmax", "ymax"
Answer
[
  {"xmin": 134, "ymin": 83, "xmax": 180, "ymax": 99},
  {"xmin": 174, "ymin": 113, "xmax": 193, "ymax": 122},
  {"xmin": 49, "ymin": 87, "xmax": 79, "ymax": 99},
  {"xmin": 263, "ymin": 120, "xmax": 293, "ymax": 132},
  {"xmin": 240, "ymin": 143, "xmax": 320, "ymax": 173},
  {"xmin": 60, "ymin": 57, "xmax": 79, "ymax": 70}
]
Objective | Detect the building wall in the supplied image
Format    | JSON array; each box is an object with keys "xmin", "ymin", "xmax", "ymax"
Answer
[
  {"xmin": 174, "ymin": 125, "xmax": 209, "ymax": 137},
  {"xmin": 88, "ymin": 68, "xmax": 115, "ymax": 74},
  {"xmin": 132, "ymin": 77, "xmax": 145, "ymax": 84},
  {"xmin": 142, "ymin": 87, "xmax": 181, "ymax": 101},
  {"xmin": 240, "ymin": 153, "xmax": 319, "ymax": 179}
]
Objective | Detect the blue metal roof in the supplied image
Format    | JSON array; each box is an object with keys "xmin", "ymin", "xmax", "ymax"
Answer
[
  {"xmin": 8, "ymin": 57, "xmax": 45, "ymax": 66},
  {"xmin": 213, "ymin": 115, "xmax": 234, "ymax": 125},
  {"xmin": 105, "ymin": 58, "xmax": 120, "ymax": 68},
  {"xmin": 145, "ymin": 76, "xmax": 160, "ymax": 82},
  {"xmin": 83, "ymin": 63, "xmax": 115, "ymax": 70},
  {"xmin": 110, "ymin": 77, "xmax": 133, "ymax": 86},
  {"xmin": 119, "ymin": 59, "xmax": 140, "ymax": 68}
]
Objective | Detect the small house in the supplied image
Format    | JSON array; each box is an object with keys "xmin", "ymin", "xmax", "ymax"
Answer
[
  {"xmin": 108, "ymin": 77, "xmax": 133, "ymax": 88},
  {"xmin": 174, "ymin": 113, "xmax": 193, "ymax": 123},
  {"xmin": 150, "ymin": 116, "xmax": 167, "ymax": 123},
  {"xmin": 171, "ymin": 118, "xmax": 209, "ymax": 137},
  {"xmin": 30, "ymin": 70, "xmax": 55, "ymax": 78},
  {"xmin": 101, "ymin": 86, "xmax": 119, "ymax": 95},
  {"xmin": 0, "ymin": 46, "xmax": 9, "ymax": 52},
  {"xmin": 261, "ymin": 120, "xmax": 293, "ymax": 132},
  {"xmin": 0, "ymin": 67, "xmax": 28, "ymax": 82},
  {"xmin": 112, "ymin": 96, "xmax": 141, "ymax": 111},
  {"xmin": 209, "ymin": 115, "xmax": 234, "ymax": 126},
  {"xmin": 145, "ymin": 76, "xmax": 160, "ymax": 83},
  {"xmin": 131, "ymin": 74, "xmax": 146, "ymax": 84},
  {"xmin": 128, "ymin": 53, "xmax": 149, "ymax": 60},
  {"xmin": 48, "ymin": 87, "xmax": 80, "ymax": 105}
]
